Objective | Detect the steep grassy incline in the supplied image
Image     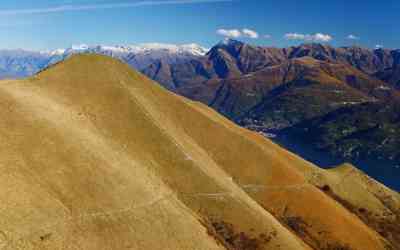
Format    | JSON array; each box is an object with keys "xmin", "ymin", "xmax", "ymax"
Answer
[{"xmin": 0, "ymin": 54, "xmax": 396, "ymax": 250}]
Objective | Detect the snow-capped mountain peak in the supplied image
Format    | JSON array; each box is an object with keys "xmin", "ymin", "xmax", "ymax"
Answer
[
  {"xmin": 71, "ymin": 44, "xmax": 90, "ymax": 51},
  {"xmin": 129, "ymin": 43, "xmax": 209, "ymax": 56},
  {"xmin": 46, "ymin": 43, "xmax": 209, "ymax": 57},
  {"xmin": 46, "ymin": 48, "xmax": 67, "ymax": 56},
  {"xmin": 0, "ymin": 42, "xmax": 209, "ymax": 80}
]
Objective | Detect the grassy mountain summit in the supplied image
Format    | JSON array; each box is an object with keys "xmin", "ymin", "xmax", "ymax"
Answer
[{"xmin": 0, "ymin": 54, "xmax": 398, "ymax": 250}]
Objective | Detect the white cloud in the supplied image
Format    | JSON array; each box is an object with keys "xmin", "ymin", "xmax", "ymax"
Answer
[
  {"xmin": 242, "ymin": 28, "xmax": 259, "ymax": 39},
  {"xmin": 264, "ymin": 34, "xmax": 272, "ymax": 39},
  {"xmin": 347, "ymin": 34, "xmax": 359, "ymax": 40},
  {"xmin": 0, "ymin": 0, "xmax": 233, "ymax": 15},
  {"xmin": 216, "ymin": 29, "xmax": 242, "ymax": 38},
  {"xmin": 311, "ymin": 33, "xmax": 333, "ymax": 42},
  {"xmin": 217, "ymin": 28, "xmax": 260, "ymax": 39},
  {"xmin": 285, "ymin": 33, "xmax": 333, "ymax": 42}
]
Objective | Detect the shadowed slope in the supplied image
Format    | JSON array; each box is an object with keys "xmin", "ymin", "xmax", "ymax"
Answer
[{"xmin": 0, "ymin": 54, "xmax": 396, "ymax": 250}]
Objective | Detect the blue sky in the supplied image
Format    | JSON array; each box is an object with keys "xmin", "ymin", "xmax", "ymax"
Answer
[{"xmin": 0, "ymin": 0, "xmax": 399, "ymax": 50}]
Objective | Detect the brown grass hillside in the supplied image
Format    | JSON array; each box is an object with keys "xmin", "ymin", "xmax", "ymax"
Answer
[{"xmin": 0, "ymin": 54, "xmax": 397, "ymax": 250}]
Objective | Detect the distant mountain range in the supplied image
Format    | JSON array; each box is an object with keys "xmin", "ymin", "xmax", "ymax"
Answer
[
  {"xmin": 0, "ymin": 43, "xmax": 208, "ymax": 79},
  {"xmin": 1, "ymin": 40, "xmax": 399, "ymax": 190}
]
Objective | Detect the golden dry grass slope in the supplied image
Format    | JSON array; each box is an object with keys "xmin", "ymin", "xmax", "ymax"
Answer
[{"xmin": 0, "ymin": 54, "xmax": 398, "ymax": 250}]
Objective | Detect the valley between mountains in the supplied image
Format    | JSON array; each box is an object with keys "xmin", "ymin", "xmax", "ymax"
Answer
[
  {"xmin": 142, "ymin": 40, "xmax": 400, "ymax": 191},
  {"xmin": 0, "ymin": 54, "xmax": 399, "ymax": 250}
]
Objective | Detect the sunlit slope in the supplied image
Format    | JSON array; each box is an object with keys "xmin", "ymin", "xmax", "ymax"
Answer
[
  {"xmin": 303, "ymin": 163, "xmax": 400, "ymax": 248},
  {"xmin": 184, "ymin": 101, "xmax": 395, "ymax": 250},
  {"xmin": 0, "ymin": 54, "xmax": 309, "ymax": 250},
  {"xmin": 0, "ymin": 54, "xmax": 396, "ymax": 250}
]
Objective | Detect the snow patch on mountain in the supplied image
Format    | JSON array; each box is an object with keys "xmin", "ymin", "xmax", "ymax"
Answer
[{"xmin": 45, "ymin": 43, "xmax": 208, "ymax": 56}]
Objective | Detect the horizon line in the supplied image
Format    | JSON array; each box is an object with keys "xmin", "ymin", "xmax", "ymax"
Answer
[{"xmin": 0, "ymin": 41, "xmax": 391, "ymax": 53}]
